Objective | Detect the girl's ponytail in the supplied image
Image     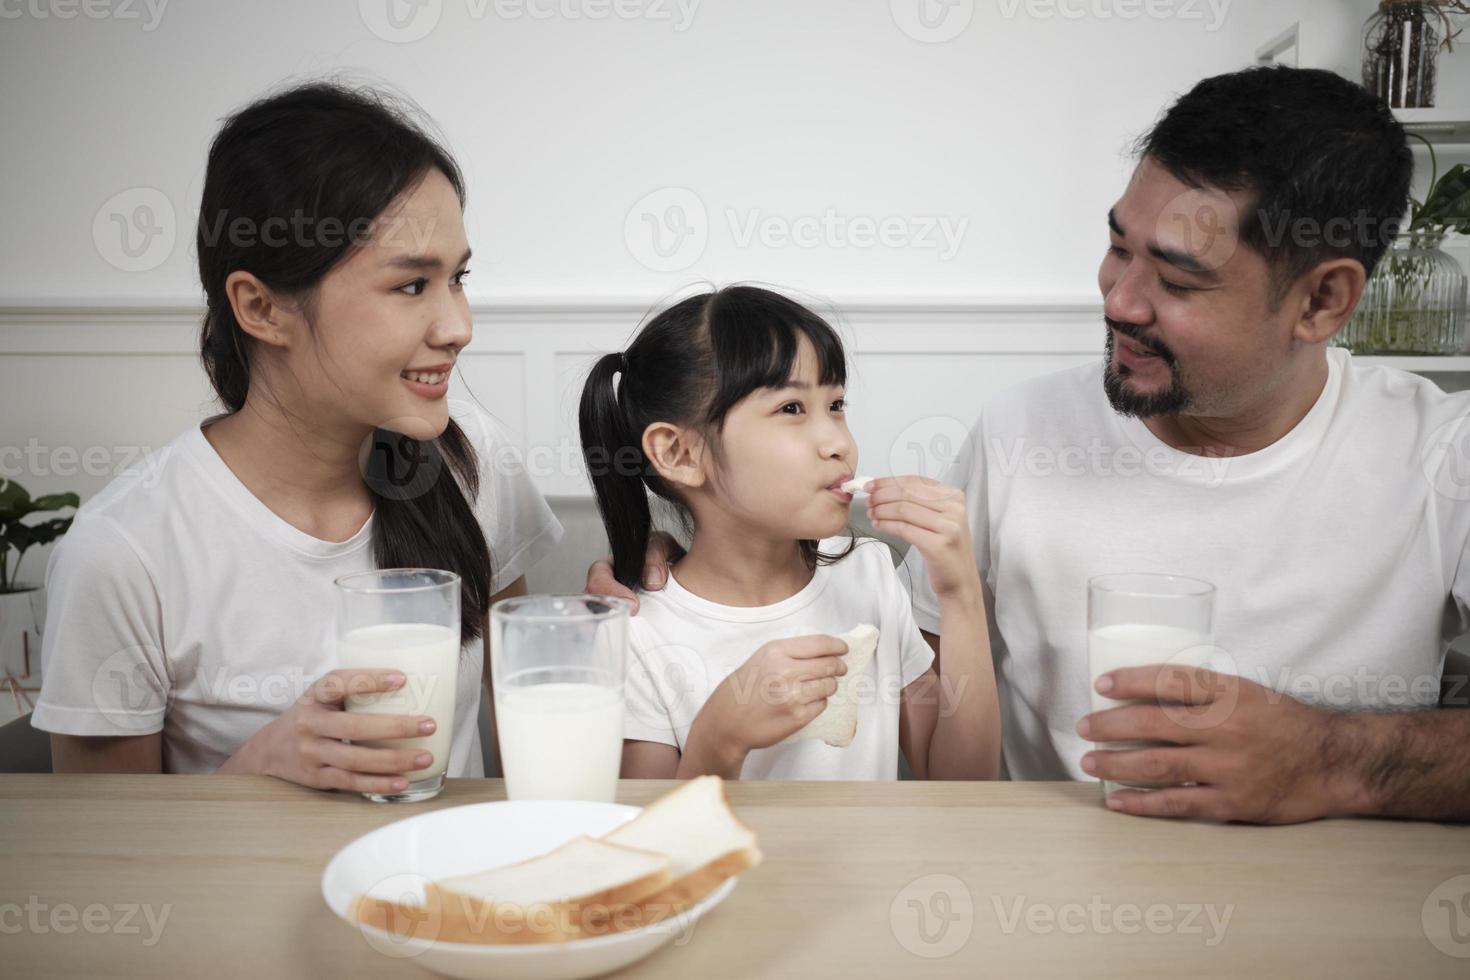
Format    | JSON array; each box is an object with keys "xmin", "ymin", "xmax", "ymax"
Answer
[{"xmin": 578, "ymin": 352, "xmax": 652, "ymax": 590}]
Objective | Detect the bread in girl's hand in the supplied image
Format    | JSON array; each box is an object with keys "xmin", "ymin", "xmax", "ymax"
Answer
[{"xmin": 777, "ymin": 623, "xmax": 880, "ymax": 748}]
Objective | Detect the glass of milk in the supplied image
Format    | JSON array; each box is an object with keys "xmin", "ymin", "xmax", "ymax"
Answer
[
  {"xmin": 335, "ymin": 568, "xmax": 461, "ymax": 803},
  {"xmin": 1087, "ymin": 573, "xmax": 1215, "ymax": 797},
  {"xmin": 490, "ymin": 594, "xmax": 630, "ymax": 802}
]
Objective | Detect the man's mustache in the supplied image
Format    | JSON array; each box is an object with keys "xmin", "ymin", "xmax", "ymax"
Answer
[{"xmin": 1105, "ymin": 317, "xmax": 1176, "ymax": 366}]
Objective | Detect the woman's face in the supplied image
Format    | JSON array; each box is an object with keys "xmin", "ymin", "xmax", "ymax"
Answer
[
  {"xmin": 288, "ymin": 168, "xmax": 473, "ymax": 442},
  {"xmin": 700, "ymin": 335, "xmax": 859, "ymax": 542}
]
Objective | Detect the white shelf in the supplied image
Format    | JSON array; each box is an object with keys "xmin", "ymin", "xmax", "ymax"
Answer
[
  {"xmin": 1395, "ymin": 108, "xmax": 1470, "ymax": 145},
  {"xmin": 1353, "ymin": 354, "xmax": 1470, "ymax": 372}
]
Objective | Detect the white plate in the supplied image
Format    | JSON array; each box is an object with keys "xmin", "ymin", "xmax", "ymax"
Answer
[{"xmin": 321, "ymin": 800, "xmax": 738, "ymax": 980}]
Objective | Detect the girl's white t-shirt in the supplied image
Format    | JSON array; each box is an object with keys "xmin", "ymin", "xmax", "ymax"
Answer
[
  {"xmin": 623, "ymin": 537, "xmax": 935, "ymax": 780},
  {"xmin": 31, "ymin": 399, "xmax": 563, "ymax": 776}
]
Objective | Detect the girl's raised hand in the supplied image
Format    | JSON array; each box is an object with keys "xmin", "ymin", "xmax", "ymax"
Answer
[{"xmin": 864, "ymin": 476, "xmax": 980, "ymax": 600}]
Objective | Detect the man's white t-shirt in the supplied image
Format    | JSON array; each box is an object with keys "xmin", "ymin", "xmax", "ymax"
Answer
[
  {"xmin": 902, "ymin": 348, "xmax": 1468, "ymax": 781},
  {"xmin": 32, "ymin": 399, "xmax": 564, "ymax": 776},
  {"xmin": 623, "ymin": 536, "xmax": 935, "ymax": 780}
]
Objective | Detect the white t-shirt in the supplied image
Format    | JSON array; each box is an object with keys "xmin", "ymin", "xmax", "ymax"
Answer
[
  {"xmin": 32, "ymin": 399, "xmax": 564, "ymax": 776},
  {"xmin": 902, "ymin": 348, "xmax": 1467, "ymax": 781},
  {"xmin": 624, "ymin": 536, "xmax": 935, "ymax": 779}
]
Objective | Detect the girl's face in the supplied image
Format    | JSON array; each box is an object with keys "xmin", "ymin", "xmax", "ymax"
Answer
[
  {"xmin": 285, "ymin": 168, "xmax": 473, "ymax": 442},
  {"xmin": 702, "ymin": 336, "xmax": 859, "ymax": 542}
]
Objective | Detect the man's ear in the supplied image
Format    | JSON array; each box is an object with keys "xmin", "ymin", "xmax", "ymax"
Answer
[
  {"xmin": 643, "ymin": 422, "xmax": 707, "ymax": 490},
  {"xmin": 224, "ymin": 269, "xmax": 305, "ymax": 349},
  {"xmin": 1292, "ymin": 258, "xmax": 1367, "ymax": 347}
]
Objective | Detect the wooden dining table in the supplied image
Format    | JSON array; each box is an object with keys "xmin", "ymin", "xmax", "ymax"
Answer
[{"xmin": 2, "ymin": 774, "xmax": 1467, "ymax": 978}]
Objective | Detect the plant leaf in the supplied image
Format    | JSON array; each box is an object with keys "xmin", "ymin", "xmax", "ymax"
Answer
[
  {"xmin": 1, "ymin": 523, "xmax": 37, "ymax": 552},
  {"xmin": 1418, "ymin": 163, "xmax": 1470, "ymax": 225},
  {"xmin": 0, "ymin": 479, "xmax": 31, "ymax": 521},
  {"xmin": 29, "ymin": 492, "xmax": 80, "ymax": 513},
  {"xmin": 24, "ymin": 517, "xmax": 73, "ymax": 548},
  {"xmin": 0, "ymin": 479, "xmax": 79, "ymax": 529}
]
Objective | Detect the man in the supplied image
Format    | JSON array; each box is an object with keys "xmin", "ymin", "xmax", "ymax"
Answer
[{"xmin": 590, "ymin": 66, "xmax": 1470, "ymax": 824}]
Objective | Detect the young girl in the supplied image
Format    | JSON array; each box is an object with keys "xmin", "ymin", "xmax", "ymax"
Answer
[
  {"xmin": 31, "ymin": 82, "xmax": 563, "ymax": 794},
  {"xmin": 579, "ymin": 286, "xmax": 999, "ymax": 780}
]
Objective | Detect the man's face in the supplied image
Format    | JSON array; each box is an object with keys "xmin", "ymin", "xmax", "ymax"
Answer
[{"xmin": 1097, "ymin": 157, "xmax": 1300, "ymax": 421}]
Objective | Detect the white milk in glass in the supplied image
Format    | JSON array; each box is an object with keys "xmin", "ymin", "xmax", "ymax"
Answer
[
  {"xmin": 338, "ymin": 623, "xmax": 459, "ymax": 781},
  {"xmin": 1088, "ymin": 622, "xmax": 1211, "ymax": 755},
  {"xmin": 496, "ymin": 681, "xmax": 623, "ymax": 801}
]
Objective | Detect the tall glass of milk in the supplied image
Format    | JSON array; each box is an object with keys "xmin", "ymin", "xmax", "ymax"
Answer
[
  {"xmin": 490, "ymin": 594, "xmax": 630, "ymax": 802},
  {"xmin": 1087, "ymin": 573, "xmax": 1216, "ymax": 797},
  {"xmin": 335, "ymin": 568, "xmax": 461, "ymax": 803}
]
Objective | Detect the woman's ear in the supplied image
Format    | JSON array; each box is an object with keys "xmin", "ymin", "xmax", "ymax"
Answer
[
  {"xmin": 1293, "ymin": 257, "xmax": 1367, "ymax": 347},
  {"xmin": 643, "ymin": 422, "xmax": 707, "ymax": 490},
  {"xmin": 225, "ymin": 270, "xmax": 304, "ymax": 349}
]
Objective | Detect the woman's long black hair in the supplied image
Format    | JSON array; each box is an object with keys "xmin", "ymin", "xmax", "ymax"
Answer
[
  {"xmin": 197, "ymin": 80, "xmax": 492, "ymax": 645},
  {"xmin": 579, "ymin": 285, "xmax": 857, "ymax": 591}
]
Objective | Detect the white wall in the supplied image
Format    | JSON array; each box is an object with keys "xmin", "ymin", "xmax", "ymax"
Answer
[
  {"xmin": 2, "ymin": 0, "xmax": 1468, "ymax": 595},
  {"xmin": 0, "ymin": 0, "xmax": 1286, "ymax": 303}
]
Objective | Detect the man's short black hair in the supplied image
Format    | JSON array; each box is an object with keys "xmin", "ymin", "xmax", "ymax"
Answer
[{"xmin": 1139, "ymin": 66, "xmax": 1413, "ymax": 303}]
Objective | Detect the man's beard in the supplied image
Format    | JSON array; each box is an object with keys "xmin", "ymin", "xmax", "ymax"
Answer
[{"xmin": 1102, "ymin": 318, "xmax": 1191, "ymax": 418}]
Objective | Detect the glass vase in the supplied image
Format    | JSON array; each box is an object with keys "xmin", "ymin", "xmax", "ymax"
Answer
[
  {"xmin": 1338, "ymin": 230, "xmax": 1468, "ymax": 355},
  {"xmin": 1362, "ymin": 0, "xmax": 1443, "ymax": 108}
]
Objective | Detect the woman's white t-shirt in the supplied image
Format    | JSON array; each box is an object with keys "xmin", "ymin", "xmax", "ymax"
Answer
[
  {"xmin": 623, "ymin": 537, "xmax": 935, "ymax": 780},
  {"xmin": 31, "ymin": 399, "xmax": 563, "ymax": 776}
]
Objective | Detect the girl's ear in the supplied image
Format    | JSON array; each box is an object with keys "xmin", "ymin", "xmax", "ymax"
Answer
[{"xmin": 643, "ymin": 422, "xmax": 707, "ymax": 490}]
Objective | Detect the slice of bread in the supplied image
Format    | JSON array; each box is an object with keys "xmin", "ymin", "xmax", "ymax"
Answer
[
  {"xmin": 356, "ymin": 835, "xmax": 671, "ymax": 945},
  {"xmin": 601, "ymin": 776, "xmax": 762, "ymax": 928},
  {"xmin": 352, "ymin": 779, "xmax": 761, "ymax": 945},
  {"xmin": 777, "ymin": 623, "xmax": 880, "ymax": 748}
]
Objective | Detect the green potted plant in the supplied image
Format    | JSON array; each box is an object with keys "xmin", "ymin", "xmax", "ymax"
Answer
[
  {"xmin": 1339, "ymin": 142, "xmax": 1470, "ymax": 354},
  {"xmin": 0, "ymin": 478, "xmax": 79, "ymax": 690}
]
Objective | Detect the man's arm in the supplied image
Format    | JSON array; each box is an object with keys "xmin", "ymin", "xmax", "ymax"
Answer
[
  {"xmin": 1337, "ymin": 708, "xmax": 1470, "ymax": 821},
  {"xmin": 1081, "ymin": 664, "xmax": 1470, "ymax": 823}
]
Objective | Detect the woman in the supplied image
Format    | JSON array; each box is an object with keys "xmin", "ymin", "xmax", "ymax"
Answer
[{"xmin": 31, "ymin": 82, "xmax": 563, "ymax": 795}]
